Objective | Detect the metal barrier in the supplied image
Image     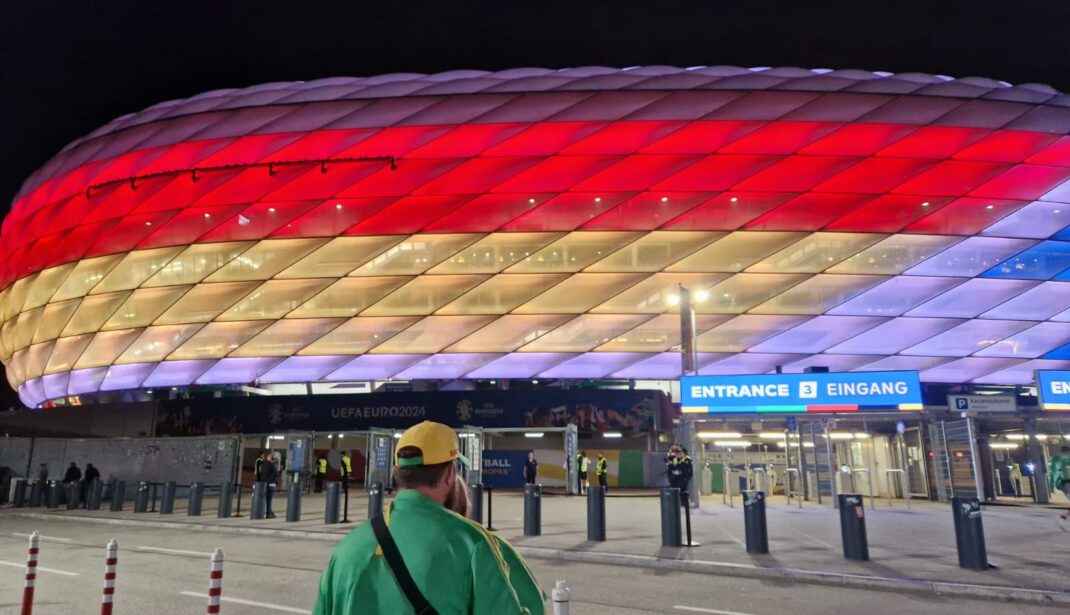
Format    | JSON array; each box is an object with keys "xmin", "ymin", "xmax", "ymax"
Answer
[
  {"xmin": 523, "ymin": 484, "xmax": 542, "ymax": 536},
  {"xmin": 884, "ymin": 469, "xmax": 910, "ymax": 509},
  {"xmin": 587, "ymin": 486, "xmax": 606, "ymax": 542},
  {"xmin": 250, "ymin": 482, "xmax": 267, "ymax": 520},
  {"xmin": 133, "ymin": 482, "xmax": 150, "ymax": 513},
  {"xmin": 12, "ymin": 478, "xmax": 28, "ymax": 507},
  {"xmin": 659, "ymin": 487, "xmax": 681, "ymax": 547},
  {"xmin": 286, "ymin": 484, "xmax": 302, "ymax": 522},
  {"xmin": 743, "ymin": 490, "xmax": 768, "ymax": 554},
  {"xmin": 87, "ymin": 480, "xmax": 103, "ymax": 510},
  {"xmin": 721, "ymin": 466, "xmax": 739, "ymax": 507},
  {"xmin": 784, "ymin": 468, "xmax": 803, "ymax": 508},
  {"xmin": 851, "ymin": 468, "xmax": 875, "ymax": 509},
  {"xmin": 324, "ymin": 483, "xmax": 340, "ymax": 524},
  {"xmin": 46, "ymin": 481, "xmax": 62, "ymax": 509},
  {"xmin": 159, "ymin": 481, "xmax": 177, "ymax": 515},
  {"xmin": 109, "ymin": 481, "xmax": 126, "ymax": 512},
  {"xmin": 468, "ymin": 483, "xmax": 483, "ymax": 524}
]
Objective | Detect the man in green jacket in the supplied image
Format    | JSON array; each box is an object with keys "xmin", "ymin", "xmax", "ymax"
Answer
[
  {"xmin": 313, "ymin": 421, "xmax": 544, "ymax": 614},
  {"xmin": 1050, "ymin": 445, "xmax": 1070, "ymax": 531}
]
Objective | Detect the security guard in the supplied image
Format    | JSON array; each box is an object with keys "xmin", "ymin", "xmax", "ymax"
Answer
[
  {"xmin": 254, "ymin": 451, "xmax": 266, "ymax": 482},
  {"xmin": 595, "ymin": 451, "xmax": 609, "ymax": 493},
  {"xmin": 668, "ymin": 447, "xmax": 694, "ymax": 506},
  {"xmin": 315, "ymin": 456, "xmax": 327, "ymax": 493},
  {"xmin": 314, "ymin": 421, "xmax": 543, "ymax": 614},
  {"xmin": 340, "ymin": 452, "xmax": 352, "ymax": 490},
  {"xmin": 576, "ymin": 451, "xmax": 590, "ymax": 495}
]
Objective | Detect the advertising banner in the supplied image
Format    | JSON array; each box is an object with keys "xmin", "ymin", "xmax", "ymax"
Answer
[
  {"xmin": 1036, "ymin": 370, "xmax": 1070, "ymax": 411},
  {"xmin": 481, "ymin": 451, "xmax": 529, "ymax": 488},
  {"xmin": 681, "ymin": 371, "xmax": 923, "ymax": 414}
]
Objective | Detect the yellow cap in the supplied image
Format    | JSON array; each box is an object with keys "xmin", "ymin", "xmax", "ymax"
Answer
[{"xmin": 395, "ymin": 421, "xmax": 469, "ymax": 467}]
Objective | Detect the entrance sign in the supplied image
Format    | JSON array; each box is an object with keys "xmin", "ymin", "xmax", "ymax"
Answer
[
  {"xmin": 947, "ymin": 394, "xmax": 1016, "ymax": 414},
  {"xmin": 681, "ymin": 371, "xmax": 923, "ymax": 414},
  {"xmin": 1036, "ymin": 370, "xmax": 1070, "ymax": 411}
]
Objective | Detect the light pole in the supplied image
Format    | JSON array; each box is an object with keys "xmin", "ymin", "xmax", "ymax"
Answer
[{"xmin": 672, "ymin": 283, "xmax": 707, "ymax": 512}]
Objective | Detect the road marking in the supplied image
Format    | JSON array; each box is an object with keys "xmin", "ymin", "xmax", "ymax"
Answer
[
  {"xmin": 137, "ymin": 546, "xmax": 214, "ymax": 557},
  {"xmin": 674, "ymin": 607, "xmax": 758, "ymax": 615},
  {"xmin": 710, "ymin": 521, "xmax": 746, "ymax": 549},
  {"xmin": 0, "ymin": 561, "xmax": 79, "ymax": 576},
  {"xmin": 180, "ymin": 591, "xmax": 311, "ymax": 614},
  {"xmin": 12, "ymin": 532, "xmax": 71, "ymax": 542},
  {"xmin": 789, "ymin": 527, "xmax": 836, "ymax": 550}
]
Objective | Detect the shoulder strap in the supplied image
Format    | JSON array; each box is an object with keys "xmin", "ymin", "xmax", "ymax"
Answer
[{"xmin": 370, "ymin": 514, "xmax": 439, "ymax": 615}]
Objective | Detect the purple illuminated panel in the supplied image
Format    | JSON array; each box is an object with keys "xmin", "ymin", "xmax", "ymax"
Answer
[
  {"xmin": 920, "ymin": 357, "xmax": 1024, "ymax": 383},
  {"xmin": 906, "ymin": 279, "xmax": 1038, "ymax": 318},
  {"xmin": 395, "ymin": 353, "xmax": 501, "ymax": 380},
  {"xmin": 466, "ymin": 353, "xmax": 576, "ymax": 379},
  {"xmin": 853, "ymin": 355, "xmax": 952, "ymax": 373},
  {"xmin": 982, "ymin": 201, "xmax": 1070, "ymax": 239},
  {"xmin": 540, "ymin": 352, "xmax": 648, "ymax": 378},
  {"xmin": 749, "ymin": 316, "xmax": 885, "ymax": 354},
  {"xmin": 700, "ymin": 353, "xmax": 808, "ymax": 375},
  {"xmin": 195, "ymin": 358, "xmax": 282, "ymax": 385},
  {"xmin": 972, "ymin": 359, "xmax": 1070, "ymax": 385},
  {"xmin": 826, "ymin": 317, "xmax": 964, "ymax": 355},
  {"xmin": 143, "ymin": 360, "xmax": 216, "ymax": 387},
  {"xmin": 67, "ymin": 367, "xmax": 108, "ymax": 396},
  {"xmin": 973, "ymin": 322, "xmax": 1070, "ymax": 358},
  {"xmin": 19, "ymin": 379, "xmax": 46, "ymax": 407},
  {"xmin": 611, "ymin": 352, "xmax": 727, "ymax": 379},
  {"xmin": 904, "ymin": 237, "xmax": 1036, "ymax": 277},
  {"xmin": 259, "ymin": 356, "xmax": 351, "ymax": 383},
  {"xmin": 902, "ymin": 319, "xmax": 1034, "ymax": 356},
  {"xmin": 982, "ymin": 281, "xmax": 1070, "ymax": 320},
  {"xmin": 829, "ymin": 276, "xmax": 964, "ymax": 316},
  {"xmin": 42, "ymin": 372, "xmax": 70, "ymax": 400},
  {"xmin": 325, "ymin": 355, "xmax": 423, "ymax": 381},
  {"xmin": 100, "ymin": 363, "xmax": 155, "ymax": 391},
  {"xmin": 780, "ymin": 354, "xmax": 879, "ymax": 373}
]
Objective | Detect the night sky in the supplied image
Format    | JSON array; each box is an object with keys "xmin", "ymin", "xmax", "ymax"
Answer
[{"xmin": 0, "ymin": 1, "xmax": 1067, "ymax": 407}]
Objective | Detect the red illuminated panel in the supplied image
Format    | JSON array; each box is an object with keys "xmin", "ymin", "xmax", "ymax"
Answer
[
  {"xmin": 798, "ymin": 123, "xmax": 916, "ymax": 156},
  {"xmin": 560, "ymin": 121, "xmax": 686, "ymax": 155},
  {"xmin": 490, "ymin": 156, "xmax": 618, "ymax": 193},
  {"xmin": 718, "ymin": 122, "xmax": 840, "ymax": 155},
  {"xmin": 260, "ymin": 161, "xmax": 388, "ymax": 201},
  {"xmin": 80, "ymin": 178, "xmax": 171, "ymax": 224},
  {"xmin": 825, "ymin": 195, "xmax": 953, "ymax": 232},
  {"xmin": 732, "ymin": 156, "xmax": 858, "ymax": 192},
  {"xmin": 407, "ymin": 123, "xmax": 527, "ymax": 158},
  {"xmin": 89, "ymin": 147, "xmax": 169, "ymax": 186},
  {"xmin": 137, "ymin": 205, "xmax": 246, "ymax": 248},
  {"xmin": 890, "ymin": 160, "xmax": 1010, "ymax": 197},
  {"xmin": 270, "ymin": 198, "xmax": 397, "ymax": 238},
  {"xmin": 744, "ymin": 193, "xmax": 875, "ymax": 231},
  {"xmin": 131, "ymin": 170, "xmax": 242, "ymax": 214},
  {"xmin": 336, "ymin": 125, "xmax": 451, "ymax": 158},
  {"xmin": 195, "ymin": 133, "xmax": 303, "ymax": 168},
  {"xmin": 877, "ymin": 126, "xmax": 989, "ymax": 159},
  {"xmin": 482, "ymin": 122, "xmax": 606, "ymax": 156},
  {"xmin": 639, "ymin": 121, "xmax": 762, "ymax": 154},
  {"xmin": 197, "ymin": 201, "xmax": 319, "ymax": 242},
  {"xmin": 810, "ymin": 157, "xmax": 935, "ymax": 194},
  {"xmin": 582, "ymin": 192, "xmax": 714, "ymax": 230},
  {"xmin": 954, "ymin": 131, "xmax": 1059, "ymax": 163},
  {"xmin": 135, "ymin": 139, "xmax": 232, "ymax": 176},
  {"xmin": 413, "ymin": 158, "xmax": 540, "ymax": 195},
  {"xmin": 424, "ymin": 194, "xmax": 549, "ymax": 232},
  {"xmin": 905, "ymin": 198, "xmax": 1027, "ymax": 235},
  {"xmin": 336, "ymin": 159, "xmax": 463, "ymax": 197},
  {"xmin": 19, "ymin": 234, "xmax": 68, "ymax": 274},
  {"xmin": 344, "ymin": 195, "xmax": 474, "ymax": 235},
  {"xmin": 84, "ymin": 211, "xmax": 179, "ymax": 257},
  {"xmin": 968, "ymin": 165, "xmax": 1070, "ymax": 200},
  {"xmin": 263, "ymin": 129, "xmax": 377, "ymax": 162},
  {"xmin": 38, "ymin": 221, "xmax": 119, "ymax": 271},
  {"xmin": 661, "ymin": 193, "xmax": 794, "ymax": 230},
  {"xmin": 501, "ymin": 193, "xmax": 633, "ymax": 231},
  {"xmin": 1026, "ymin": 136, "xmax": 1070, "ymax": 166},
  {"xmin": 651, "ymin": 155, "xmax": 777, "ymax": 191},
  {"xmin": 572, "ymin": 156, "xmax": 700, "ymax": 192},
  {"xmin": 191, "ymin": 165, "xmax": 308, "ymax": 207}
]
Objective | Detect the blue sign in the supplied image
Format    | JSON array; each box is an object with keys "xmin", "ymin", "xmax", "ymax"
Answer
[
  {"xmin": 481, "ymin": 451, "xmax": 529, "ymax": 488},
  {"xmin": 1036, "ymin": 370, "xmax": 1070, "ymax": 411},
  {"xmin": 681, "ymin": 371, "xmax": 924, "ymax": 414}
]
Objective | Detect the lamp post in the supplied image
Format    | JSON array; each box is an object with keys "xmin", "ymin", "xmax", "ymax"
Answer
[{"xmin": 673, "ymin": 283, "xmax": 706, "ymax": 511}]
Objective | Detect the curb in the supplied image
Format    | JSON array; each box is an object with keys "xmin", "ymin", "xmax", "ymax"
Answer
[{"xmin": 12, "ymin": 511, "xmax": 1070, "ymax": 606}]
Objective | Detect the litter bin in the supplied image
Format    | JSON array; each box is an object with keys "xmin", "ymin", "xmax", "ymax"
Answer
[{"xmin": 951, "ymin": 497, "xmax": 989, "ymax": 570}]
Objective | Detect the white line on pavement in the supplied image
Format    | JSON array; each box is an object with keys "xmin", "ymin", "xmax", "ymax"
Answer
[
  {"xmin": 137, "ymin": 546, "xmax": 214, "ymax": 557},
  {"xmin": 789, "ymin": 527, "xmax": 836, "ymax": 550},
  {"xmin": 180, "ymin": 591, "xmax": 311, "ymax": 614},
  {"xmin": 710, "ymin": 521, "xmax": 746, "ymax": 549},
  {"xmin": 12, "ymin": 532, "xmax": 71, "ymax": 542},
  {"xmin": 0, "ymin": 561, "xmax": 79, "ymax": 576},
  {"xmin": 674, "ymin": 606, "xmax": 758, "ymax": 615}
]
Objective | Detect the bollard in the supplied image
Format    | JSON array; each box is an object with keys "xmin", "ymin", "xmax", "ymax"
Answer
[
  {"xmin": 367, "ymin": 481, "xmax": 383, "ymax": 519},
  {"xmin": 188, "ymin": 482, "xmax": 204, "ymax": 517},
  {"xmin": 743, "ymin": 490, "xmax": 769, "ymax": 554},
  {"xmin": 110, "ymin": 481, "xmax": 126, "ymax": 512},
  {"xmin": 100, "ymin": 539, "xmax": 118, "ymax": 615},
  {"xmin": 133, "ymin": 482, "xmax": 150, "ymax": 513},
  {"xmin": 21, "ymin": 531, "xmax": 39, "ymax": 615},
  {"xmin": 66, "ymin": 482, "xmax": 80, "ymax": 510},
  {"xmin": 250, "ymin": 482, "xmax": 267, "ymax": 520},
  {"xmin": 325, "ymin": 482, "xmax": 341, "ymax": 524},
  {"xmin": 551, "ymin": 580, "xmax": 571, "ymax": 615},
  {"xmin": 87, "ymin": 480, "xmax": 103, "ymax": 510},
  {"xmin": 660, "ymin": 487, "xmax": 682, "ymax": 547},
  {"xmin": 838, "ymin": 493, "xmax": 869, "ymax": 561},
  {"xmin": 468, "ymin": 483, "xmax": 484, "ymax": 524},
  {"xmin": 160, "ymin": 481, "xmax": 177, "ymax": 515},
  {"xmin": 523, "ymin": 484, "xmax": 542, "ymax": 536},
  {"xmin": 28, "ymin": 480, "xmax": 44, "ymax": 507},
  {"xmin": 46, "ymin": 481, "xmax": 62, "ymax": 509},
  {"xmin": 681, "ymin": 490, "xmax": 699, "ymax": 547},
  {"xmin": 341, "ymin": 481, "xmax": 351, "ymax": 523},
  {"xmin": 13, "ymin": 479, "xmax": 28, "ymax": 508},
  {"xmin": 587, "ymin": 486, "xmax": 606, "ymax": 542},
  {"xmin": 205, "ymin": 549, "xmax": 224, "ymax": 615},
  {"xmin": 485, "ymin": 486, "xmax": 496, "ymax": 531},
  {"xmin": 951, "ymin": 497, "xmax": 989, "ymax": 570},
  {"xmin": 286, "ymin": 483, "xmax": 302, "ymax": 522},
  {"xmin": 213, "ymin": 483, "xmax": 229, "ymax": 518}
]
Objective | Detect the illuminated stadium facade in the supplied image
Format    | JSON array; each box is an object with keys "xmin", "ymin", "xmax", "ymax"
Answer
[{"xmin": 4, "ymin": 65, "xmax": 1070, "ymax": 408}]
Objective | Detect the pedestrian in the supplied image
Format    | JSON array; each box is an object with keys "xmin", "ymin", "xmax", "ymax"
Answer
[
  {"xmin": 255, "ymin": 451, "xmax": 266, "ymax": 483},
  {"xmin": 64, "ymin": 462, "xmax": 81, "ymax": 484},
  {"xmin": 596, "ymin": 451, "xmax": 609, "ymax": 493},
  {"xmin": 340, "ymin": 451, "xmax": 352, "ymax": 490},
  {"xmin": 668, "ymin": 447, "xmax": 694, "ymax": 506},
  {"xmin": 260, "ymin": 453, "xmax": 279, "ymax": 519},
  {"xmin": 82, "ymin": 463, "xmax": 101, "ymax": 507},
  {"xmin": 1050, "ymin": 445, "xmax": 1070, "ymax": 530},
  {"xmin": 314, "ymin": 421, "xmax": 544, "ymax": 614},
  {"xmin": 575, "ymin": 451, "xmax": 588, "ymax": 495},
  {"xmin": 523, "ymin": 451, "xmax": 538, "ymax": 486},
  {"xmin": 315, "ymin": 455, "xmax": 327, "ymax": 493},
  {"xmin": 37, "ymin": 463, "xmax": 48, "ymax": 482}
]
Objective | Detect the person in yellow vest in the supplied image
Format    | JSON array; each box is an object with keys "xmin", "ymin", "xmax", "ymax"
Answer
[
  {"xmin": 596, "ymin": 451, "xmax": 609, "ymax": 493},
  {"xmin": 315, "ymin": 456, "xmax": 327, "ymax": 493},
  {"xmin": 341, "ymin": 452, "xmax": 352, "ymax": 490}
]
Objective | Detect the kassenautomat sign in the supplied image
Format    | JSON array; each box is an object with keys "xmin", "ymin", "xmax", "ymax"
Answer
[{"xmin": 680, "ymin": 371, "xmax": 923, "ymax": 414}]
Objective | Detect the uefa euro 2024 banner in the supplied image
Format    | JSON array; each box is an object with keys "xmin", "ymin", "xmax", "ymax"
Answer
[
  {"xmin": 680, "ymin": 371, "xmax": 924, "ymax": 414},
  {"xmin": 481, "ymin": 451, "xmax": 530, "ymax": 488}
]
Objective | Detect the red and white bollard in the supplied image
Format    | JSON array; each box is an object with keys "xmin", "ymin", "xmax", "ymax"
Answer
[
  {"xmin": 21, "ymin": 531, "xmax": 39, "ymax": 615},
  {"xmin": 206, "ymin": 548, "xmax": 224, "ymax": 614},
  {"xmin": 100, "ymin": 539, "xmax": 118, "ymax": 615}
]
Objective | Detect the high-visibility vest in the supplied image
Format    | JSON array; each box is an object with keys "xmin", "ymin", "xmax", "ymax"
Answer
[
  {"xmin": 341, "ymin": 455, "xmax": 352, "ymax": 477},
  {"xmin": 596, "ymin": 458, "xmax": 608, "ymax": 475},
  {"xmin": 578, "ymin": 455, "xmax": 589, "ymax": 472},
  {"xmin": 317, "ymin": 459, "xmax": 327, "ymax": 474}
]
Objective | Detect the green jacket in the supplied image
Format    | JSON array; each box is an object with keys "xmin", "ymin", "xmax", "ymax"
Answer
[
  {"xmin": 1049, "ymin": 454, "xmax": 1070, "ymax": 491},
  {"xmin": 313, "ymin": 490, "xmax": 544, "ymax": 615}
]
